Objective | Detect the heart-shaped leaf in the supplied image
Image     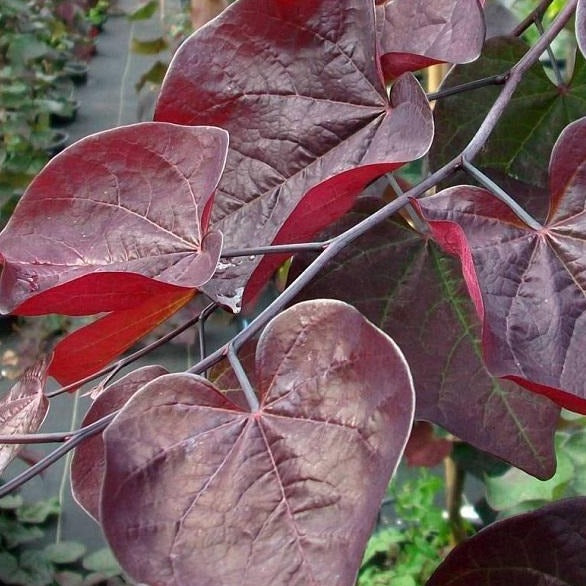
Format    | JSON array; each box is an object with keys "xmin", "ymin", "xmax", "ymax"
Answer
[
  {"xmin": 155, "ymin": 0, "xmax": 434, "ymax": 311},
  {"xmin": 48, "ymin": 289, "xmax": 193, "ymax": 385},
  {"xmin": 426, "ymin": 497, "xmax": 586, "ymax": 586},
  {"xmin": 418, "ymin": 117, "xmax": 586, "ymax": 413},
  {"xmin": 377, "ymin": 0, "xmax": 485, "ymax": 81},
  {"xmin": 290, "ymin": 198, "xmax": 559, "ymax": 478},
  {"xmin": 430, "ymin": 37, "xmax": 586, "ymax": 189},
  {"xmin": 0, "ymin": 355, "xmax": 51, "ymax": 473},
  {"xmin": 0, "ymin": 123, "xmax": 227, "ymax": 316},
  {"xmin": 71, "ymin": 365, "xmax": 169, "ymax": 522},
  {"xmin": 100, "ymin": 300, "xmax": 415, "ymax": 585}
]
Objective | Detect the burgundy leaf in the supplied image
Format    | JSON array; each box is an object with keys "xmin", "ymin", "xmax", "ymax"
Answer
[
  {"xmin": 404, "ymin": 422, "xmax": 452, "ymax": 468},
  {"xmin": 100, "ymin": 300, "xmax": 415, "ymax": 585},
  {"xmin": 155, "ymin": 0, "xmax": 434, "ymax": 311},
  {"xmin": 377, "ymin": 0, "xmax": 485, "ymax": 81},
  {"xmin": 290, "ymin": 198, "xmax": 558, "ymax": 478},
  {"xmin": 417, "ymin": 117, "xmax": 586, "ymax": 413},
  {"xmin": 578, "ymin": 0, "xmax": 585, "ymax": 59},
  {"xmin": 0, "ymin": 123, "xmax": 227, "ymax": 316},
  {"xmin": 48, "ymin": 289, "xmax": 193, "ymax": 385},
  {"xmin": 0, "ymin": 354, "xmax": 51, "ymax": 473},
  {"xmin": 427, "ymin": 497, "xmax": 586, "ymax": 585},
  {"xmin": 71, "ymin": 365, "xmax": 169, "ymax": 522}
]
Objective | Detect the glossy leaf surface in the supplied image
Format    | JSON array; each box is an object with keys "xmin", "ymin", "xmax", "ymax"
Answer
[
  {"xmin": 377, "ymin": 0, "xmax": 485, "ymax": 80},
  {"xmin": 0, "ymin": 355, "xmax": 50, "ymax": 473},
  {"xmin": 418, "ymin": 117, "xmax": 586, "ymax": 413},
  {"xmin": 430, "ymin": 37, "xmax": 586, "ymax": 188},
  {"xmin": 291, "ymin": 199, "xmax": 558, "ymax": 478},
  {"xmin": 0, "ymin": 123, "xmax": 227, "ymax": 315},
  {"xmin": 101, "ymin": 300, "xmax": 415, "ymax": 585},
  {"xmin": 155, "ymin": 0, "xmax": 434, "ymax": 310},
  {"xmin": 71, "ymin": 365, "xmax": 168, "ymax": 522},
  {"xmin": 48, "ymin": 289, "xmax": 193, "ymax": 385},
  {"xmin": 427, "ymin": 497, "xmax": 586, "ymax": 586}
]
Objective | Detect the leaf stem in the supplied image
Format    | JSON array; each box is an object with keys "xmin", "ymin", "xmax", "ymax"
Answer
[
  {"xmin": 387, "ymin": 174, "xmax": 429, "ymax": 234},
  {"xmin": 227, "ymin": 344, "xmax": 259, "ymax": 412},
  {"xmin": 427, "ymin": 74, "xmax": 508, "ymax": 102},
  {"xmin": 512, "ymin": 0, "xmax": 555, "ymax": 37},
  {"xmin": 461, "ymin": 159, "xmax": 543, "ymax": 230},
  {"xmin": 222, "ymin": 241, "xmax": 329, "ymax": 258},
  {"xmin": 534, "ymin": 17, "xmax": 565, "ymax": 87}
]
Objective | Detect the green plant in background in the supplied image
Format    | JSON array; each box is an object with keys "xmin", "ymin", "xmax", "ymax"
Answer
[
  {"xmin": 0, "ymin": 491, "xmax": 127, "ymax": 586},
  {"xmin": 358, "ymin": 469, "xmax": 454, "ymax": 586}
]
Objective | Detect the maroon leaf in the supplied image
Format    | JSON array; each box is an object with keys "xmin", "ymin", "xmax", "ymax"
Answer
[
  {"xmin": 71, "ymin": 365, "xmax": 169, "ymax": 522},
  {"xmin": 377, "ymin": 0, "xmax": 485, "ymax": 81},
  {"xmin": 404, "ymin": 422, "xmax": 452, "ymax": 468},
  {"xmin": 100, "ymin": 300, "xmax": 415, "ymax": 585},
  {"xmin": 290, "ymin": 198, "xmax": 559, "ymax": 478},
  {"xmin": 417, "ymin": 117, "xmax": 586, "ymax": 413},
  {"xmin": 578, "ymin": 0, "xmax": 586, "ymax": 59},
  {"xmin": 427, "ymin": 497, "xmax": 586, "ymax": 585},
  {"xmin": 0, "ymin": 354, "xmax": 51, "ymax": 473},
  {"xmin": 155, "ymin": 0, "xmax": 434, "ymax": 311},
  {"xmin": 0, "ymin": 123, "xmax": 227, "ymax": 316}
]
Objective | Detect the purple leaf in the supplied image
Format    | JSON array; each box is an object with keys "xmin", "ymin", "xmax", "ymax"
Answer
[
  {"xmin": 100, "ymin": 300, "xmax": 414, "ymax": 585},
  {"xmin": 417, "ymin": 117, "xmax": 586, "ymax": 413},
  {"xmin": 155, "ymin": 0, "xmax": 434, "ymax": 311},
  {"xmin": 427, "ymin": 497, "xmax": 586, "ymax": 585},
  {"xmin": 377, "ymin": 0, "xmax": 485, "ymax": 81},
  {"xmin": 290, "ymin": 198, "xmax": 558, "ymax": 478},
  {"xmin": 70, "ymin": 365, "xmax": 169, "ymax": 522},
  {"xmin": 0, "ymin": 355, "xmax": 51, "ymax": 473},
  {"xmin": 0, "ymin": 123, "xmax": 227, "ymax": 316}
]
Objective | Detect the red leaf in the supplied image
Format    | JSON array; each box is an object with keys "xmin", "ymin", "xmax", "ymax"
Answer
[
  {"xmin": 155, "ymin": 0, "xmax": 434, "ymax": 311},
  {"xmin": 404, "ymin": 422, "xmax": 452, "ymax": 468},
  {"xmin": 417, "ymin": 117, "xmax": 586, "ymax": 413},
  {"xmin": 71, "ymin": 365, "xmax": 169, "ymax": 522},
  {"xmin": 427, "ymin": 497, "xmax": 586, "ymax": 585},
  {"xmin": 290, "ymin": 198, "xmax": 559, "ymax": 478},
  {"xmin": 100, "ymin": 300, "xmax": 414, "ymax": 585},
  {"xmin": 0, "ymin": 354, "xmax": 51, "ymax": 473},
  {"xmin": 377, "ymin": 0, "xmax": 485, "ymax": 81},
  {"xmin": 0, "ymin": 123, "xmax": 227, "ymax": 315},
  {"xmin": 49, "ymin": 288, "xmax": 194, "ymax": 386}
]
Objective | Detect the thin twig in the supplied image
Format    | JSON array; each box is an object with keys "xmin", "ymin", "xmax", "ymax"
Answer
[
  {"xmin": 0, "ymin": 413, "xmax": 116, "ymax": 497},
  {"xmin": 427, "ymin": 74, "xmax": 508, "ymax": 102}
]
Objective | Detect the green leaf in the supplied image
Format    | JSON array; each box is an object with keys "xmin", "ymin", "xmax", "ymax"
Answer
[
  {"xmin": 485, "ymin": 444, "xmax": 574, "ymax": 512},
  {"xmin": 430, "ymin": 37, "xmax": 586, "ymax": 188},
  {"xmin": 0, "ymin": 494, "xmax": 24, "ymax": 510},
  {"xmin": 0, "ymin": 551, "xmax": 29, "ymax": 584},
  {"xmin": 135, "ymin": 60, "xmax": 168, "ymax": 92},
  {"xmin": 127, "ymin": 0, "xmax": 158, "ymax": 21},
  {"xmin": 44, "ymin": 541, "xmax": 87, "ymax": 564},
  {"xmin": 82, "ymin": 548, "xmax": 121, "ymax": 576},
  {"xmin": 0, "ymin": 516, "xmax": 44, "ymax": 548},
  {"xmin": 16, "ymin": 497, "xmax": 60, "ymax": 524},
  {"xmin": 18, "ymin": 550, "xmax": 53, "ymax": 586},
  {"xmin": 131, "ymin": 36, "xmax": 168, "ymax": 55}
]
